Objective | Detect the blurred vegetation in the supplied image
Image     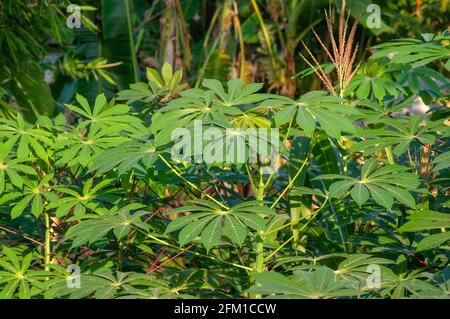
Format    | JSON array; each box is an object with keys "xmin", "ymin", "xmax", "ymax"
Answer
[{"xmin": 0, "ymin": 0, "xmax": 448, "ymax": 121}]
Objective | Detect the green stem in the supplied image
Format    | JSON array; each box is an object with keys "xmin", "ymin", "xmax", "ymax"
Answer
[
  {"xmin": 232, "ymin": 1, "xmax": 245, "ymax": 79},
  {"xmin": 270, "ymin": 155, "xmax": 310, "ymax": 209},
  {"xmin": 118, "ymin": 239, "xmax": 124, "ymax": 270},
  {"xmin": 158, "ymin": 154, "xmax": 228, "ymax": 210},
  {"xmin": 265, "ymin": 199, "xmax": 327, "ymax": 261},
  {"xmin": 195, "ymin": 5, "xmax": 222, "ymax": 87},
  {"xmin": 385, "ymin": 146, "xmax": 395, "ymax": 165},
  {"xmin": 263, "ymin": 197, "xmax": 329, "ymax": 236},
  {"xmin": 255, "ymin": 176, "xmax": 265, "ymax": 271},
  {"xmin": 44, "ymin": 211, "xmax": 51, "ymax": 272},
  {"xmin": 264, "ymin": 117, "xmax": 294, "ymax": 190},
  {"xmin": 265, "ymin": 234, "xmax": 295, "ymax": 261},
  {"xmin": 251, "ymin": 0, "xmax": 278, "ymax": 85},
  {"xmin": 124, "ymin": 0, "xmax": 139, "ymax": 82}
]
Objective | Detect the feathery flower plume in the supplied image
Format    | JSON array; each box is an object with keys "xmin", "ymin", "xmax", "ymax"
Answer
[{"xmin": 300, "ymin": 0, "xmax": 361, "ymax": 97}]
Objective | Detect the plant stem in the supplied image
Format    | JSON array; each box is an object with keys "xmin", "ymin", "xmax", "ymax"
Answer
[
  {"xmin": 265, "ymin": 200, "xmax": 326, "ymax": 261},
  {"xmin": 232, "ymin": 1, "xmax": 245, "ymax": 79},
  {"xmin": 250, "ymin": 0, "xmax": 278, "ymax": 85},
  {"xmin": 174, "ymin": 0, "xmax": 192, "ymax": 69},
  {"xmin": 264, "ymin": 117, "xmax": 294, "ymax": 190},
  {"xmin": 118, "ymin": 239, "xmax": 124, "ymax": 270},
  {"xmin": 265, "ymin": 234, "xmax": 295, "ymax": 261},
  {"xmin": 255, "ymin": 176, "xmax": 265, "ymax": 274},
  {"xmin": 251, "ymin": 174, "xmax": 266, "ymax": 299},
  {"xmin": 44, "ymin": 211, "xmax": 51, "ymax": 272},
  {"xmin": 0, "ymin": 225, "xmax": 44, "ymax": 246},
  {"xmin": 195, "ymin": 6, "xmax": 222, "ymax": 87},
  {"xmin": 158, "ymin": 154, "xmax": 229, "ymax": 210},
  {"xmin": 385, "ymin": 146, "xmax": 395, "ymax": 165},
  {"xmin": 263, "ymin": 197, "xmax": 329, "ymax": 236},
  {"xmin": 124, "ymin": 0, "xmax": 139, "ymax": 82},
  {"xmin": 270, "ymin": 155, "xmax": 310, "ymax": 209}
]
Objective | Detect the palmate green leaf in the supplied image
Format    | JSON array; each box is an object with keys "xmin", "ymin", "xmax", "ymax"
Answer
[
  {"xmin": 345, "ymin": 62, "xmax": 403, "ymax": 100},
  {"xmin": 248, "ymin": 267, "xmax": 359, "ymax": 298},
  {"xmin": 164, "ymin": 212, "xmax": 212, "ymax": 233},
  {"xmin": 166, "ymin": 200, "xmax": 272, "ymax": 250},
  {"xmin": 117, "ymin": 63, "xmax": 187, "ymax": 104},
  {"xmin": 65, "ymin": 219, "xmax": 116, "ymax": 247},
  {"xmin": 397, "ymin": 66, "xmax": 450, "ymax": 96},
  {"xmin": 351, "ymin": 116, "xmax": 436, "ymax": 157},
  {"xmin": 0, "ymin": 140, "xmax": 36, "ymax": 193},
  {"xmin": 356, "ymin": 95, "xmax": 418, "ymax": 124},
  {"xmin": 6, "ymin": 174, "xmax": 56, "ymax": 219},
  {"xmin": 151, "ymin": 97, "xmax": 231, "ymax": 147},
  {"xmin": 151, "ymin": 79, "xmax": 269, "ymax": 147},
  {"xmin": 379, "ymin": 266, "xmax": 446, "ymax": 298},
  {"xmin": 116, "ymin": 82, "xmax": 159, "ymax": 104},
  {"xmin": 315, "ymin": 160, "xmax": 419, "ymax": 209},
  {"xmin": 48, "ymin": 178, "xmax": 116, "ymax": 218},
  {"xmin": 370, "ymin": 32, "xmax": 450, "ymax": 69},
  {"xmin": 0, "ymin": 113, "xmax": 52, "ymax": 162},
  {"xmin": 64, "ymin": 94, "xmax": 143, "ymax": 132},
  {"xmin": 202, "ymin": 79, "xmax": 268, "ymax": 106},
  {"xmin": 0, "ymin": 248, "xmax": 48, "ymax": 299},
  {"xmin": 64, "ymin": 210, "xmax": 149, "ymax": 247},
  {"xmin": 230, "ymin": 112, "xmax": 272, "ymax": 129},
  {"xmin": 270, "ymin": 91, "xmax": 360, "ymax": 138},
  {"xmin": 54, "ymin": 125, "xmax": 130, "ymax": 167},
  {"xmin": 173, "ymin": 124, "xmax": 279, "ymax": 168},
  {"xmin": 398, "ymin": 211, "xmax": 450, "ymax": 232},
  {"xmin": 91, "ymin": 138, "xmax": 158, "ymax": 174}
]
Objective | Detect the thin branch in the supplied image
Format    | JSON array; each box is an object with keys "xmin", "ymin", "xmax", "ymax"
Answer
[
  {"xmin": 0, "ymin": 225, "xmax": 44, "ymax": 246},
  {"xmin": 146, "ymin": 244, "xmax": 195, "ymax": 273}
]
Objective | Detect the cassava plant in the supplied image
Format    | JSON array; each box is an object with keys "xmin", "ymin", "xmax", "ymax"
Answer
[{"xmin": 0, "ymin": 9, "xmax": 449, "ymax": 300}]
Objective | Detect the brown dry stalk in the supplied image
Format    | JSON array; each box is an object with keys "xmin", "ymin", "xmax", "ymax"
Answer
[{"xmin": 300, "ymin": 0, "xmax": 361, "ymax": 97}]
